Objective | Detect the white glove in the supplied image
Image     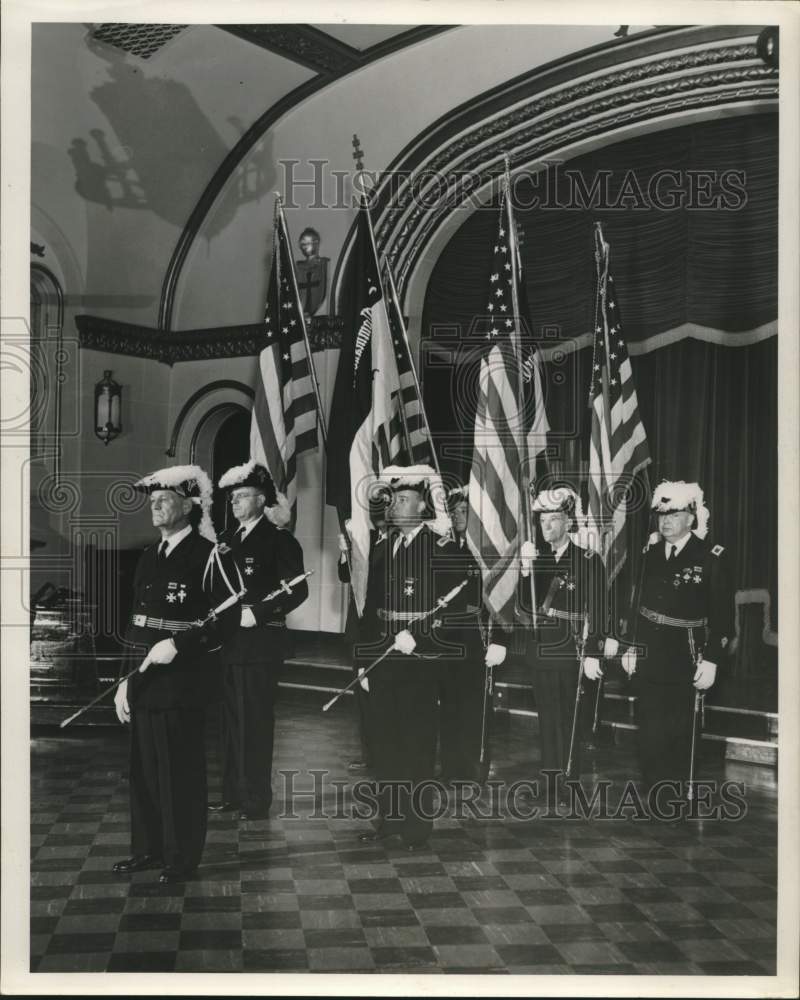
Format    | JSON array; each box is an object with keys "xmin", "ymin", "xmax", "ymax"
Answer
[
  {"xmin": 241, "ymin": 606, "xmax": 257, "ymax": 628},
  {"xmin": 603, "ymin": 637, "xmax": 619, "ymax": 658},
  {"xmin": 338, "ymin": 532, "xmax": 350, "ymax": 553},
  {"xmin": 621, "ymin": 648, "xmax": 637, "ymax": 677},
  {"xmin": 485, "ymin": 643, "xmax": 507, "ymax": 667},
  {"xmin": 358, "ymin": 668, "xmax": 369, "ymax": 692},
  {"xmin": 393, "ymin": 629, "xmax": 416, "ymax": 655},
  {"xmin": 520, "ymin": 539, "xmax": 537, "ymax": 577},
  {"xmin": 114, "ymin": 679, "xmax": 130, "ymax": 725},
  {"xmin": 583, "ymin": 656, "xmax": 603, "ymax": 681},
  {"xmin": 344, "ymin": 518, "xmax": 353, "ymax": 539},
  {"xmin": 139, "ymin": 637, "xmax": 178, "ymax": 673},
  {"xmin": 693, "ymin": 658, "xmax": 717, "ymax": 691}
]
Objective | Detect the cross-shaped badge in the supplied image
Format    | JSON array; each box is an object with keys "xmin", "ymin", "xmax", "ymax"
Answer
[
  {"xmin": 166, "ymin": 592, "xmax": 177, "ymax": 603},
  {"xmin": 404, "ymin": 583, "xmax": 415, "ymax": 596},
  {"xmin": 244, "ymin": 566, "xmax": 254, "ymax": 575},
  {"xmin": 177, "ymin": 588, "xmax": 187, "ymax": 603}
]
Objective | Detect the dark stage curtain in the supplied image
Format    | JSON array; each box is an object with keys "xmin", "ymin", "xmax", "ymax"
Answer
[{"xmin": 420, "ymin": 114, "xmax": 778, "ymax": 674}]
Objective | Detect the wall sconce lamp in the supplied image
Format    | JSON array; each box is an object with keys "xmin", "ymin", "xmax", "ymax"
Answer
[{"xmin": 94, "ymin": 370, "xmax": 122, "ymax": 444}]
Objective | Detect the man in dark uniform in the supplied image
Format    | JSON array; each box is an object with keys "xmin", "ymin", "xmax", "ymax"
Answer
[
  {"xmin": 622, "ymin": 481, "xmax": 734, "ymax": 794},
  {"xmin": 210, "ymin": 462, "xmax": 308, "ymax": 820},
  {"xmin": 437, "ymin": 485, "xmax": 507, "ymax": 785},
  {"xmin": 356, "ymin": 465, "xmax": 466, "ymax": 850},
  {"xmin": 520, "ymin": 486, "xmax": 616, "ymax": 793},
  {"xmin": 112, "ymin": 465, "xmax": 242, "ymax": 883}
]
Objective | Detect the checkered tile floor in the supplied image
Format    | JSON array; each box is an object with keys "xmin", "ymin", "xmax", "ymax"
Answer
[{"xmin": 31, "ymin": 695, "xmax": 777, "ymax": 974}]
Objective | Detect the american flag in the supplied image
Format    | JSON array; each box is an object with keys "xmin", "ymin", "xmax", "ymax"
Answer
[
  {"xmin": 250, "ymin": 199, "xmax": 319, "ymax": 529},
  {"xmin": 466, "ymin": 189, "xmax": 547, "ymax": 627},
  {"xmin": 326, "ymin": 203, "xmax": 405, "ymax": 614},
  {"xmin": 585, "ymin": 228, "xmax": 651, "ymax": 582},
  {"xmin": 384, "ymin": 264, "xmax": 435, "ymax": 465}
]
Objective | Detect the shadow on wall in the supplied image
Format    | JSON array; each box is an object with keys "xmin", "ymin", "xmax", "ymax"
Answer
[{"xmin": 67, "ymin": 36, "xmax": 277, "ymax": 237}]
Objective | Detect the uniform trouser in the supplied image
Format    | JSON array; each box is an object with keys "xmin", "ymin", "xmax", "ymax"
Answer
[
  {"xmin": 220, "ymin": 627, "xmax": 286, "ymax": 812},
  {"xmin": 352, "ymin": 668, "xmax": 372, "ymax": 765},
  {"xmin": 438, "ymin": 656, "xmax": 488, "ymax": 781},
  {"xmin": 531, "ymin": 667, "xmax": 582, "ymax": 780},
  {"xmin": 220, "ymin": 634, "xmax": 281, "ymax": 811},
  {"xmin": 129, "ymin": 706, "xmax": 207, "ymax": 872},
  {"xmin": 636, "ymin": 680, "xmax": 696, "ymax": 790},
  {"xmin": 635, "ymin": 620, "xmax": 700, "ymax": 790},
  {"xmin": 368, "ymin": 654, "xmax": 439, "ymax": 845}
]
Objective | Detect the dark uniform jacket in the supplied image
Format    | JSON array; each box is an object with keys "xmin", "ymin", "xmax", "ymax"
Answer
[
  {"xmin": 218, "ymin": 515, "xmax": 308, "ymax": 629},
  {"xmin": 435, "ymin": 537, "xmax": 507, "ymax": 662},
  {"xmin": 126, "ymin": 531, "xmax": 242, "ymax": 709},
  {"xmin": 522, "ymin": 540, "xmax": 610, "ymax": 672},
  {"xmin": 635, "ymin": 533, "xmax": 734, "ymax": 679},
  {"xmin": 358, "ymin": 524, "xmax": 468, "ymax": 659}
]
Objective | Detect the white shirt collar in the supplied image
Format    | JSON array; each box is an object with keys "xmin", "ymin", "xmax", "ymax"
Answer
[
  {"xmin": 665, "ymin": 533, "xmax": 692, "ymax": 558},
  {"xmin": 160, "ymin": 523, "xmax": 192, "ymax": 557},
  {"xmin": 393, "ymin": 521, "xmax": 425, "ymax": 556},
  {"xmin": 552, "ymin": 538, "xmax": 570, "ymax": 562},
  {"xmin": 237, "ymin": 514, "xmax": 263, "ymax": 541}
]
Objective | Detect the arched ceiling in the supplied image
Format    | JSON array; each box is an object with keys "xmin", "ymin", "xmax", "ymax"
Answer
[{"xmin": 30, "ymin": 20, "xmax": 659, "ymax": 329}]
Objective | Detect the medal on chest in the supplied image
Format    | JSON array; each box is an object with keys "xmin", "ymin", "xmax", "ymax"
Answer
[
  {"xmin": 403, "ymin": 577, "xmax": 416, "ymax": 597},
  {"xmin": 165, "ymin": 581, "xmax": 188, "ymax": 603},
  {"xmin": 244, "ymin": 557, "xmax": 255, "ymax": 577}
]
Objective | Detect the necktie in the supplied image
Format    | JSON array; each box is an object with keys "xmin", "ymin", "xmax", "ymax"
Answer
[
  {"xmin": 158, "ymin": 541, "xmax": 168, "ymax": 561},
  {"xmin": 667, "ymin": 544, "xmax": 676, "ymax": 561}
]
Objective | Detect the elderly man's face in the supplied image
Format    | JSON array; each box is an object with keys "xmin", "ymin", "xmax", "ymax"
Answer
[
  {"xmin": 658, "ymin": 509, "xmax": 693, "ymax": 542},
  {"xmin": 230, "ymin": 488, "xmax": 265, "ymax": 525},
  {"xmin": 149, "ymin": 490, "xmax": 192, "ymax": 532},
  {"xmin": 539, "ymin": 511, "xmax": 569, "ymax": 547}
]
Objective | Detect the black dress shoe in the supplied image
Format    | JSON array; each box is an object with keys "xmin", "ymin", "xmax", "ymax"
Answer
[
  {"xmin": 158, "ymin": 866, "xmax": 193, "ymax": 885},
  {"xmin": 112, "ymin": 854, "xmax": 163, "ymax": 874},
  {"xmin": 208, "ymin": 801, "xmax": 239, "ymax": 813}
]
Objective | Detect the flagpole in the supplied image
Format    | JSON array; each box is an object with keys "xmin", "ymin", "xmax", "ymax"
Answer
[
  {"xmin": 592, "ymin": 222, "xmax": 614, "ymax": 565},
  {"xmin": 381, "ymin": 255, "xmax": 442, "ymax": 478},
  {"xmin": 276, "ymin": 194, "xmax": 329, "ymax": 449},
  {"xmin": 503, "ymin": 156, "xmax": 537, "ymax": 622}
]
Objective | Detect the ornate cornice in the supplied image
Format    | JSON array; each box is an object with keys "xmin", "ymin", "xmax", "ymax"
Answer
[
  {"xmin": 75, "ymin": 314, "xmax": 344, "ymax": 365},
  {"xmin": 329, "ymin": 29, "xmax": 777, "ymax": 308},
  {"xmin": 391, "ymin": 69, "xmax": 777, "ymax": 294}
]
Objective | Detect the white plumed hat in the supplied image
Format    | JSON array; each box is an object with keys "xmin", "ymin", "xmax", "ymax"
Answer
[
  {"xmin": 651, "ymin": 480, "xmax": 709, "ymax": 539},
  {"xmin": 135, "ymin": 464, "xmax": 216, "ymax": 542}
]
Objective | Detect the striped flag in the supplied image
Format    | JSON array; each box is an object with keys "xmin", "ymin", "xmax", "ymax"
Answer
[
  {"xmin": 512, "ymin": 248, "xmax": 550, "ymax": 479},
  {"xmin": 250, "ymin": 200, "xmax": 318, "ymax": 529},
  {"xmin": 384, "ymin": 266, "xmax": 435, "ymax": 466},
  {"xmin": 585, "ymin": 228, "xmax": 651, "ymax": 582},
  {"xmin": 326, "ymin": 203, "xmax": 405, "ymax": 614},
  {"xmin": 466, "ymin": 189, "xmax": 536, "ymax": 628}
]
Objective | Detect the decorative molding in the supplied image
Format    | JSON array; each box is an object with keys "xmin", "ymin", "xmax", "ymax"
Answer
[
  {"xmin": 76, "ymin": 314, "xmax": 344, "ymax": 365},
  {"xmin": 219, "ymin": 25, "xmax": 361, "ymax": 74},
  {"xmin": 373, "ymin": 47, "xmax": 777, "ymax": 298}
]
